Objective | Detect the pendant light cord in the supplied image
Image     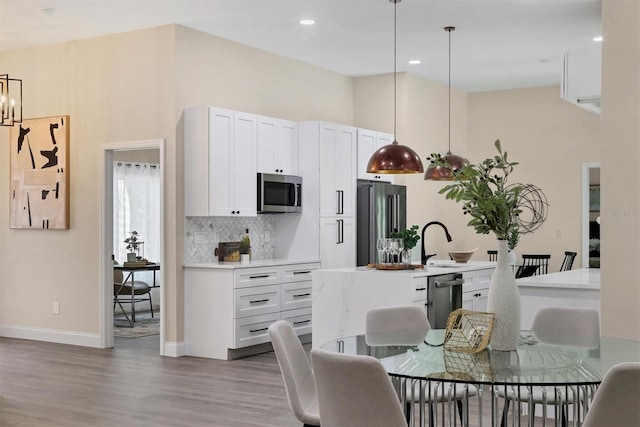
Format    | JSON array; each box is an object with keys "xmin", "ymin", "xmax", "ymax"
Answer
[
  {"xmin": 393, "ymin": 0, "xmax": 398, "ymax": 141},
  {"xmin": 447, "ymin": 26, "xmax": 453, "ymax": 153}
]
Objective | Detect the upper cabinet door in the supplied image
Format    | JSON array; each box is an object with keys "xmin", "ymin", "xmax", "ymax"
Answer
[
  {"xmin": 208, "ymin": 108, "xmax": 235, "ymax": 216},
  {"xmin": 334, "ymin": 126, "xmax": 357, "ymax": 217},
  {"xmin": 276, "ymin": 120, "xmax": 298, "ymax": 175},
  {"xmin": 319, "ymin": 123, "xmax": 357, "ymax": 218},
  {"xmin": 232, "ymin": 112, "xmax": 257, "ymax": 216},
  {"xmin": 356, "ymin": 128, "xmax": 394, "ymax": 183},
  {"xmin": 257, "ymin": 116, "xmax": 298, "ymax": 175}
]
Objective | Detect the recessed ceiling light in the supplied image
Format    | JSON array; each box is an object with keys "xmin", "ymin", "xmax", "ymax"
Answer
[
  {"xmin": 593, "ymin": 36, "xmax": 603, "ymax": 42},
  {"xmin": 41, "ymin": 7, "xmax": 55, "ymax": 15},
  {"xmin": 408, "ymin": 59, "xmax": 421, "ymax": 65},
  {"xmin": 299, "ymin": 19, "xmax": 315, "ymax": 26}
]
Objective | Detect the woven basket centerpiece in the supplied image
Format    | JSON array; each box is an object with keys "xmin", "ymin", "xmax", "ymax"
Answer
[{"xmin": 444, "ymin": 309, "xmax": 495, "ymax": 353}]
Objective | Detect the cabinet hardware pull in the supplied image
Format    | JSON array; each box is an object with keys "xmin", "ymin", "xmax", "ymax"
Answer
[
  {"xmin": 293, "ymin": 293, "xmax": 311, "ymax": 298},
  {"xmin": 415, "ymin": 287, "xmax": 426, "ymax": 291},
  {"xmin": 231, "ymin": 210, "xmax": 236, "ymax": 214},
  {"xmin": 293, "ymin": 320, "xmax": 311, "ymax": 325},
  {"xmin": 249, "ymin": 299, "xmax": 269, "ymax": 304},
  {"xmin": 249, "ymin": 327, "xmax": 269, "ymax": 333},
  {"xmin": 249, "ymin": 274, "xmax": 269, "ymax": 279},
  {"xmin": 293, "ymin": 270, "xmax": 311, "ymax": 275}
]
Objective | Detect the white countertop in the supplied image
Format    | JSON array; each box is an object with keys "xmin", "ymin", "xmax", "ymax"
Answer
[
  {"xmin": 516, "ymin": 268, "xmax": 600, "ymax": 290},
  {"xmin": 184, "ymin": 258, "xmax": 320, "ymax": 269},
  {"xmin": 320, "ymin": 260, "xmax": 496, "ymax": 277}
]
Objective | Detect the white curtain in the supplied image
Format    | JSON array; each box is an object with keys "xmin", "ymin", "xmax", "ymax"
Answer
[{"xmin": 113, "ymin": 162, "xmax": 161, "ymax": 264}]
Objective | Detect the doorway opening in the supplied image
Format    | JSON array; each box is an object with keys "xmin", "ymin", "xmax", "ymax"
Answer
[
  {"xmin": 582, "ymin": 163, "xmax": 600, "ymax": 269},
  {"xmin": 100, "ymin": 139, "xmax": 165, "ymax": 355}
]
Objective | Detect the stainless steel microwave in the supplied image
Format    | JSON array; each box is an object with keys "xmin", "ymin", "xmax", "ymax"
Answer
[{"xmin": 257, "ymin": 173, "xmax": 302, "ymax": 213}]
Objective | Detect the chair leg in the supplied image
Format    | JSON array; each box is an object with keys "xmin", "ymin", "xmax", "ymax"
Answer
[
  {"xmin": 148, "ymin": 291, "xmax": 154, "ymax": 318},
  {"xmin": 405, "ymin": 401, "xmax": 412, "ymax": 426},
  {"xmin": 501, "ymin": 399, "xmax": 510, "ymax": 427},
  {"xmin": 456, "ymin": 400, "xmax": 464, "ymax": 424}
]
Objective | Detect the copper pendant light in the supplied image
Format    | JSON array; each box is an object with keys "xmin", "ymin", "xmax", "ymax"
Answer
[
  {"xmin": 425, "ymin": 26, "xmax": 466, "ymax": 180},
  {"xmin": 367, "ymin": 0, "xmax": 424, "ymax": 175}
]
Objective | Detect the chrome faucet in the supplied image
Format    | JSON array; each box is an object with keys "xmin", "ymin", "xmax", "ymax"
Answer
[{"xmin": 421, "ymin": 221, "xmax": 453, "ymax": 265}]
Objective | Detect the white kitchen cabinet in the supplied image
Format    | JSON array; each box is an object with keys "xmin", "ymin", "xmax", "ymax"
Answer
[
  {"xmin": 463, "ymin": 288, "xmax": 489, "ymax": 312},
  {"xmin": 184, "ymin": 107, "xmax": 257, "ymax": 217},
  {"xmin": 184, "ymin": 262, "xmax": 320, "ymax": 360},
  {"xmin": 357, "ymin": 128, "xmax": 395, "ymax": 183},
  {"xmin": 319, "ymin": 217, "xmax": 356, "ymax": 269},
  {"xmin": 561, "ymin": 45, "xmax": 601, "ymax": 114},
  {"xmin": 257, "ymin": 115, "xmax": 298, "ymax": 175},
  {"xmin": 462, "ymin": 268, "xmax": 493, "ymax": 312},
  {"xmin": 318, "ymin": 123, "xmax": 357, "ymax": 218}
]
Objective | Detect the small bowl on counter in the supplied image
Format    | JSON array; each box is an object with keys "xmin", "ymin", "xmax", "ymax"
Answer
[{"xmin": 448, "ymin": 248, "xmax": 478, "ymax": 263}]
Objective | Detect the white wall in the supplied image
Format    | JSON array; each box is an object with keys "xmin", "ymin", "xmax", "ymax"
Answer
[{"xmin": 600, "ymin": 0, "xmax": 640, "ymax": 341}]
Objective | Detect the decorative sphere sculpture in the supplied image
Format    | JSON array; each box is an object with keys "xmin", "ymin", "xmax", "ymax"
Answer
[{"xmin": 513, "ymin": 183, "xmax": 548, "ymax": 234}]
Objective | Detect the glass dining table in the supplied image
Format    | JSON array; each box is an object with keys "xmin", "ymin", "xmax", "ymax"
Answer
[{"xmin": 320, "ymin": 330, "xmax": 640, "ymax": 427}]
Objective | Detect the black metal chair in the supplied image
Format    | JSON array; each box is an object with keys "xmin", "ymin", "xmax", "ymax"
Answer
[
  {"xmin": 487, "ymin": 250, "xmax": 498, "ymax": 261},
  {"xmin": 560, "ymin": 251, "xmax": 577, "ymax": 271},
  {"xmin": 520, "ymin": 254, "xmax": 551, "ymax": 275},
  {"xmin": 113, "ymin": 262, "xmax": 153, "ymax": 327},
  {"xmin": 515, "ymin": 264, "xmax": 540, "ymax": 278}
]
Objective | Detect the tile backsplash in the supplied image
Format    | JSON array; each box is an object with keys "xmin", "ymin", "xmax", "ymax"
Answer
[{"xmin": 185, "ymin": 216, "xmax": 276, "ymax": 263}]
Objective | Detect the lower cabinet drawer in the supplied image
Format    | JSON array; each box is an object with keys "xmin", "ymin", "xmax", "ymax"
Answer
[
  {"xmin": 235, "ymin": 285, "xmax": 280, "ymax": 318},
  {"xmin": 281, "ymin": 307, "xmax": 312, "ymax": 336},
  {"xmin": 233, "ymin": 312, "xmax": 280, "ymax": 348},
  {"xmin": 281, "ymin": 281, "xmax": 312, "ymax": 311}
]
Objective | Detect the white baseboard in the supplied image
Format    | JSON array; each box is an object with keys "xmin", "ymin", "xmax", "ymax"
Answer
[
  {"xmin": 0, "ymin": 325, "xmax": 101, "ymax": 348},
  {"xmin": 164, "ymin": 341, "xmax": 186, "ymax": 357}
]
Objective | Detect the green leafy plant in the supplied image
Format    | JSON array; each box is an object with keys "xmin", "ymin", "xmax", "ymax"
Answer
[
  {"xmin": 124, "ymin": 230, "xmax": 140, "ymax": 253},
  {"xmin": 428, "ymin": 139, "xmax": 525, "ymax": 249},
  {"xmin": 390, "ymin": 225, "xmax": 420, "ymax": 250}
]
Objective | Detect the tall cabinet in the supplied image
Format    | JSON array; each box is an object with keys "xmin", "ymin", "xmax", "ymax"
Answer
[
  {"xmin": 184, "ymin": 107, "xmax": 257, "ymax": 217},
  {"xmin": 297, "ymin": 122, "xmax": 357, "ymax": 269}
]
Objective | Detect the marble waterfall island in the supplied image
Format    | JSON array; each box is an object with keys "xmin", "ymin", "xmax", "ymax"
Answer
[{"xmin": 311, "ymin": 261, "xmax": 496, "ymax": 348}]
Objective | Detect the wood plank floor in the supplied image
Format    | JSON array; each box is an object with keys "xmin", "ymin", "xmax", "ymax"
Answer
[{"xmin": 0, "ymin": 336, "xmax": 301, "ymax": 427}]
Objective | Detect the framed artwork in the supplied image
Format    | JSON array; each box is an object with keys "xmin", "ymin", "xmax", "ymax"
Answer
[{"xmin": 9, "ymin": 115, "xmax": 70, "ymax": 229}]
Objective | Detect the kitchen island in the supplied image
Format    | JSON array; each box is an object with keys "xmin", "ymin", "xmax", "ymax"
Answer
[
  {"xmin": 517, "ymin": 268, "xmax": 600, "ymax": 329},
  {"xmin": 312, "ymin": 260, "xmax": 495, "ymax": 348}
]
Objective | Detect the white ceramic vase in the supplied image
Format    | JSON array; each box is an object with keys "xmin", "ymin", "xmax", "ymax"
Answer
[{"xmin": 487, "ymin": 239, "xmax": 521, "ymax": 351}]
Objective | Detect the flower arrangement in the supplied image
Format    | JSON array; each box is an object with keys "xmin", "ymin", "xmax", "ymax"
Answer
[{"xmin": 428, "ymin": 139, "xmax": 547, "ymax": 249}]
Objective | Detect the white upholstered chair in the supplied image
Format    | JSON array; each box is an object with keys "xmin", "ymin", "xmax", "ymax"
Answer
[
  {"xmin": 582, "ymin": 362, "xmax": 640, "ymax": 427},
  {"xmin": 310, "ymin": 348, "xmax": 407, "ymax": 427},
  {"xmin": 268, "ymin": 320, "xmax": 320, "ymax": 427},
  {"xmin": 365, "ymin": 305, "xmax": 477, "ymax": 425},
  {"xmin": 499, "ymin": 307, "xmax": 601, "ymax": 426}
]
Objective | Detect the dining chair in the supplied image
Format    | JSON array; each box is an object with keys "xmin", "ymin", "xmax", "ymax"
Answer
[
  {"xmin": 365, "ymin": 305, "xmax": 477, "ymax": 425},
  {"xmin": 521, "ymin": 254, "xmax": 551, "ymax": 275},
  {"xmin": 268, "ymin": 320, "xmax": 320, "ymax": 427},
  {"xmin": 113, "ymin": 261, "xmax": 153, "ymax": 327},
  {"xmin": 582, "ymin": 362, "xmax": 640, "ymax": 427},
  {"xmin": 487, "ymin": 250, "xmax": 498, "ymax": 261},
  {"xmin": 559, "ymin": 251, "xmax": 577, "ymax": 272},
  {"xmin": 499, "ymin": 306, "xmax": 600, "ymax": 427},
  {"xmin": 310, "ymin": 348, "xmax": 407, "ymax": 427},
  {"xmin": 515, "ymin": 264, "xmax": 540, "ymax": 279}
]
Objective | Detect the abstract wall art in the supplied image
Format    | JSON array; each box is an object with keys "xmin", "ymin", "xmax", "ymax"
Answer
[{"xmin": 9, "ymin": 115, "xmax": 70, "ymax": 229}]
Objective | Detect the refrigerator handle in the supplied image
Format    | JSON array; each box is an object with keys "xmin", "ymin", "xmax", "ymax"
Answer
[
  {"xmin": 387, "ymin": 195, "xmax": 394, "ymax": 235},
  {"xmin": 394, "ymin": 194, "xmax": 400, "ymax": 232}
]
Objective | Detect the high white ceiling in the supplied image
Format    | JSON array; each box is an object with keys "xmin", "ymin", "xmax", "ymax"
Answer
[{"xmin": 0, "ymin": 0, "xmax": 602, "ymax": 93}]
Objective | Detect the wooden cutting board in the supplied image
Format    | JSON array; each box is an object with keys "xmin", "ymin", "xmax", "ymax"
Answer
[{"xmin": 366, "ymin": 263, "xmax": 425, "ymax": 270}]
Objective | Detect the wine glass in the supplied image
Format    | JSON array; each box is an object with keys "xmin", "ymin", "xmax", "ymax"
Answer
[
  {"xmin": 376, "ymin": 238, "xmax": 387, "ymax": 264},
  {"xmin": 388, "ymin": 238, "xmax": 400, "ymax": 264},
  {"xmin": 397, "ymin": 239, "xmax": 405, "ymax": 263}
]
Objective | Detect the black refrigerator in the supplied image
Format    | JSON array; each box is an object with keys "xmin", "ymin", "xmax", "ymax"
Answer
[{"xmin": 356, "ymin": 180, "xmax": 407, "ymax": 266}]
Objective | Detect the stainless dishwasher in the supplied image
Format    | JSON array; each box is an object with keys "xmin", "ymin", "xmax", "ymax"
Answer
[{"xmin": 427, "ymin": 273, "xmax": 464, "ymax": 329}]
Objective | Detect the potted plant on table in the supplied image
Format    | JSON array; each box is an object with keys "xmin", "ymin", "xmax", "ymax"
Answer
[
  {"xmin": 427, "ymin": 139, "xmax": 548, "ymax": 350},
  {"xmin": 124, "ymin": 230, "xmax": 142, "ymax": 262},
  {"xmin": 390, "ymin": 225, "xmax": 420, "ymax": 264}
]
